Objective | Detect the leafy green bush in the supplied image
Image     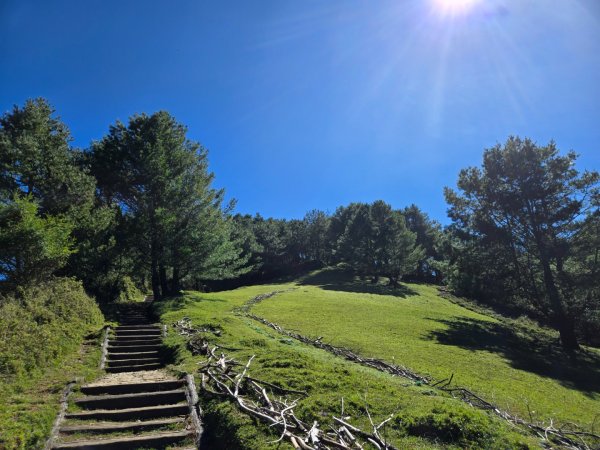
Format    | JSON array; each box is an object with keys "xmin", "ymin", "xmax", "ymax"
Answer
[
  {"xmin": 0, "ymin": 195, "xmax": 74, "ymax": 290},
  {"xmin": 116, "ymin": 276, "xmax": 144, "ymax": 303},
  {"xmin": 0, "ymin": 277, "xmax": 103, "ymax": 378}
]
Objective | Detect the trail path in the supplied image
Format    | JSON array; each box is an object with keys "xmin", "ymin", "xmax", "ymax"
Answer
[{"xmin": 48, "ymin": 302, "xmax": 200, "ymax": 450}]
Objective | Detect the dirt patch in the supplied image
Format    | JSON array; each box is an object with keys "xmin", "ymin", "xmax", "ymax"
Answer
[{"xmin": 85, "ymin": 369, "xmax": 176, "ymax": 386}]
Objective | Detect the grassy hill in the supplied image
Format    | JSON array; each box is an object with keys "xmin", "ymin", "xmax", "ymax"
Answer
[
  {"xmin": 154, "ymin": 268, "xmax": 600, "ymax": 448},
  {"xmin": 255, "ymin": 269, "xmax": 600, "ymax": 428}
]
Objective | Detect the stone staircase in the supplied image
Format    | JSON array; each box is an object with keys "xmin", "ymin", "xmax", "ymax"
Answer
[{"xmin": 49, "ymin": 303, "xmax": 200, "ymax": 449}]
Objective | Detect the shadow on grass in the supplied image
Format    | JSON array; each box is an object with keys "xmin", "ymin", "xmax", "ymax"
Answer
[
  {"xmin": 300, "ymin": 267, "xmax": 417, "ymax": 298},
  {"xmin": 152, "ymin": 293, "xmax": 226, "ymax": 316},
  {"xmin": 426, "ymin": 317, "xmax": 600, "ymax": 396}
]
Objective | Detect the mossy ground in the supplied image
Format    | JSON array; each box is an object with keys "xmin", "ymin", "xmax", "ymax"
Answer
[
  {"xmin": 153, "ymin": 272, "xmax": 567, "ymax": 449},
  {"xmin": 0, "ymin": 332, "xmax": 103, "ymax": 450},
  {"xmin": 0, "ymin": 278, "xmax": 105, "ymax": 449}
]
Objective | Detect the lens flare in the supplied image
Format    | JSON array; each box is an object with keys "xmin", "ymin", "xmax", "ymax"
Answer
[{"xmin": 432, "ymin": 0, "xmax": 481, "ymax": 16}]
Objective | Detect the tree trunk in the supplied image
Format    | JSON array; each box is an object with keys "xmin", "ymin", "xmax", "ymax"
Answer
[
  {"xmin": 159, "ymin": 264, "xmax": 169, "ymax": 297},
  {"xmin": 557, "ymin": 317, "xmax": 579, "ymax": 352},
  {"xmin": 151, "ymin": 256, "xmax": 161, "ymax": 300},
  {"xmin": 172, "ymin": 266, "xmax": 180, "ymax": 293},
  {"xmin": 539, "ymin": 252, "xmax": 580, "ymax": 351}
]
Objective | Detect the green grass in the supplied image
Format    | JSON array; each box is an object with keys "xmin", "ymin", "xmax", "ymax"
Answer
[
  {"xmin": 0, "ymin": 331, "xmax": 104, "ymax": 450},
  {"xmin": 252, "ymin": 268, "xmax": 600, "ymax": 429},
  {"xmin": 0, "ymin": 278, "xmax": 105, "ymax": 449},
  {"xmin": 155, "ymin": 281, "xmax": 542, "ymax": 449}
]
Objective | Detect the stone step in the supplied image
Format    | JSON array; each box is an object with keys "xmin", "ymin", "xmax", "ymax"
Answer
[
  {"xmin": 106, "ymin": 357, "xmax": 161, "ymax": 368},
  {"xmin": 114, "ymin": 329, "xmax": 160, "ymax": 335},
  {"xmin": 114, "ymin": 325, "xmax": 162, "ymax": 334},
  {"xmin": 106, "ymin": 362, "xmax": 163, "ymax": 373},
  {"xmin": 110, "ymin": 334, "xmax": 161, "ymax": 341},
  {"xmin": 81, "ymin": 380, "xmax": 184, "ymax": 396},
  {"xmin": 118, "ymin": 321, "xmax": 153, "ymax": 325},
  {"xmin": 74, "ymin": 389, "xmax": 187, "ymax": 410},
  {"xmin": 115, "ymin": 324, "xmax": 159, "ymax": 330},
  {"xmin": 107, "ymin": 351, "xmax": 159, "ymax": 360},
  {"xmin": 65, "ymin": 402, "xmax": 189, "ymax": 421},
  {"xmin": 59, "ymin": 417, "xmax": 185, "ymax": 434},
  {"xmin": 107, "ymin": 344, "xmax": 161, "ymax": 352},
  {"xmin": 108, "ymin": 338, "xmax": 162, "ymax": 346},
  {"xmin": 52, "ymin": 430, "xmax": 193, "ymax": 449}
]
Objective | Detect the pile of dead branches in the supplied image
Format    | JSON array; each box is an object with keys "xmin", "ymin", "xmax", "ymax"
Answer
[
  {"xmin": 199, "ymin": 345, "xmax": 399, "ymax": 450},
  {"xmin": 246, "ymin": 315, "xmax": 599, "ymax": 450},
  {"xmin": 235, "ymin": 289, "xmax": 297, "ymax": 314}
]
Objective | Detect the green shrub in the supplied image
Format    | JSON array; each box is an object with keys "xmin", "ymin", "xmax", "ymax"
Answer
[
  {"xmin": 116, "ymin": 276, "xmax": 144, "ymax": 303},
  {"xmin": 0, "ymin": 277, "xmax": 103, "ymax": 378}
]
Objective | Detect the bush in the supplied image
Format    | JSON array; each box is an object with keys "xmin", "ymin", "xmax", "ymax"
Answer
[
  {"xmin": 0, "ymin": 277, "xmax": 104, "ymax": 378},
  {"xmin": 116, "ymin": 276, "xmax": 144, "ymax": 303}
]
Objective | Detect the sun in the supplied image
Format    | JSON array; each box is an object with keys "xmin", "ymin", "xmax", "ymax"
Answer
[{"xmin": 432, "ymin": 0, "xmax": 481, "ymax": 16}]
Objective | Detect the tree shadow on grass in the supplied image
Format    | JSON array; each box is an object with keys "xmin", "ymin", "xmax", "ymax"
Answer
[
  {"xmin": 152, "ymin": 294, "xmax": 226, "ymax": 316},
  {"xmin": 426, "ymin": 317, "xmax": 600, "ymax": 396},
  {"xmin": 300, "ymin": 268, "xmax": 417, "ymax": 298}
]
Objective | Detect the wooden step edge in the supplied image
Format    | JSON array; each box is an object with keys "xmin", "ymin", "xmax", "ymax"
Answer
[
  {"xmin": 52, "ymin": 430, "xmax": 193, "ymax": 449},
  {"xmin": 74, "ymin": 389, "xmax": 186, "ymax": 404},
  {"xmin": 105, "ymin": 363, "xmax": 164, "ymax": 373},
  {"xmin": 106, "ymin": 358, "xmax": 162, "ymax": 367},
  {"xmin": 80, "ymin": 380, "xmax": 184, "ymax": 395},
  {"xmin": 59, "ymin": 417, "xmax": 185, "ymax": 434},
  {"xmin": 64, "ymin": 402, "xmax": 189, "ymax": 419}
]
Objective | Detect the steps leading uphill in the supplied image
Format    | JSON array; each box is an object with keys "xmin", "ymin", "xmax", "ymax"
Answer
[{"xmin": 50, "ymin": 302, "xmax": 199, "ymax": 450}]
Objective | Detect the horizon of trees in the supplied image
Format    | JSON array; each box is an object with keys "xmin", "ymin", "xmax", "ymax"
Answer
[{"xmin": 0, "ymin": 98, "xmax": 598, "ymax": 351}]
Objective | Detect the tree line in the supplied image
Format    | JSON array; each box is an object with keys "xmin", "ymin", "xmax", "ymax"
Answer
[{"xmin": 1, "ymin": 99, "xmax": 598, "ymax": 351}]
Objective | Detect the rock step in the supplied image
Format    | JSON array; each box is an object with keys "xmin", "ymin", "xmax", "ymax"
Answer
[
  {"xmin": 110, "ymin": 333, "xmax": 161, "ymax": 340},
  {"xmin": 65, "ymin": 402, "xmax": 189, "ymax": 421},
  {"xmin": 115, "ymin": 324, "xmax": 159, "ymax": 329},
  {"xmin": 52, "ymin": 430, "xmax": 193, "ymax": 449},
  {"xmin": 106, "ymin": 362, "xmax": 163, "ymax": 373},
  {"xmin": 107, "ymin": 351, "xmax": 159, "ymax": 360},
  {"xmin": 113, "ymin": 329, "xmax": 160, "ymax": 336},
  {"xmin": 59, "ymin": 417, "xmax": 185, "ymax": 434},
  {"xmin": 118, "ymin": 321, "xmax": 153, "ymax": 325},
  {"xmin": 107, "ymin": 344, "xmax": 162, "ymax": 352},
  {"xmin": 106, "ymin": 357, "xmax": 162, "ymax": 368},
  {"xmin": 74, "ymin": 389, "xmax": 187, "ymax": 410},
  {"xmin": 108, "ymin": 338, "xmax": 162, "ymax": 346},
  {"xmin": 81, "ymin": 380, "xmax": 184, "ymax": 396},
  {"xmin": 114, "ymin": 327, "xmax": 161, "ymax": 336}
]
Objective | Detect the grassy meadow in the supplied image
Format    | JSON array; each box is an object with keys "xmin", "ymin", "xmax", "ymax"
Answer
[
  {"xmin": 157, "ymin": 274, "xmax": 584, "ymax": 449},
  {"xmin": 253, "ymin": 269, "xmax": 600, "ymax": 429}
]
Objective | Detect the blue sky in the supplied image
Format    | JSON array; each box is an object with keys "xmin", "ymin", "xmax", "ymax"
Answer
[{"xmin": 1, "ymin": 0, "xmax": 599, "ymax": 223}]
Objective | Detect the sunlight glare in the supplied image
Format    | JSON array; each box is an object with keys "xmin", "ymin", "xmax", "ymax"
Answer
[{"xmin": 432, "ymin": 0, "xmax": 481, "ymax": 16}]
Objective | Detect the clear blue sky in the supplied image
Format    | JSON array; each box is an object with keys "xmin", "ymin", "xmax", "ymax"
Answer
[{"xmin": 1, "ymin": 0, "xmax": 599, "ymax": 223}]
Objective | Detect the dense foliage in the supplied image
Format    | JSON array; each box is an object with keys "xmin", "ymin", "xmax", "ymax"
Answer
[
  {"xmin": 0, "ymin": 278, "xmax": 103, "ymax": 378},
  {"xmin": 444, "ymin": 137, "xmax": 600, "ymax": 350},
  {"xmin": 90, "ymin": 111, "xmax": 250, "ymax": 299}
]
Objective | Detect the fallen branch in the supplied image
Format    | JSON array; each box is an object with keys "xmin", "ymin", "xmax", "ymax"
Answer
[{"xmin": 244, "ymin": 313, "xmax": 599, "ymax": 450}]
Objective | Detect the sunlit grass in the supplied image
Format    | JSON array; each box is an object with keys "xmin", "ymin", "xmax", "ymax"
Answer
[
  {"xmin": 252, "ymin": 268, "xmax": 600, "ymax": 429},
  {"xmin": 155, "ymin": 280, "xmax": 539, "ymax": 449}
]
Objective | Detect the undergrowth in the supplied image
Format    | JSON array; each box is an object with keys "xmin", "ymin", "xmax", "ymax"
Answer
[{"xmin": 0, "ymin": 278, "xmax": 104, "ymax": 449}]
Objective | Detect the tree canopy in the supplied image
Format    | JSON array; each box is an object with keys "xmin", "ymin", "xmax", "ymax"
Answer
[{"xmin": 445, "ymin": 137, "xmax": 600, "ymax": 350}]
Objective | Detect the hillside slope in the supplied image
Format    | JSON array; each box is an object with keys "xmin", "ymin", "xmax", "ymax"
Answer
[
  {"xmin": 254, "ymin": 269, "xmax": 600, "ymax": 428},
  {"xmin": 152, "ymin": 270, "xmax": 600, "ymax": 448}
]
